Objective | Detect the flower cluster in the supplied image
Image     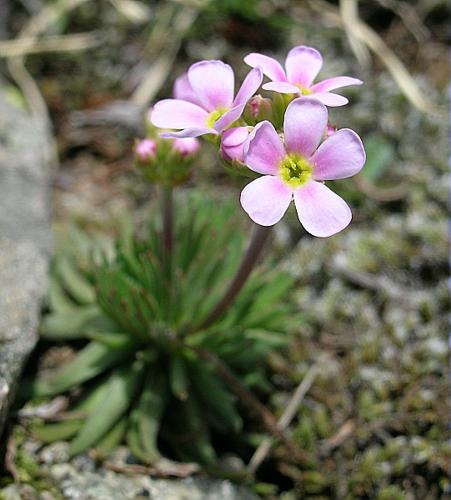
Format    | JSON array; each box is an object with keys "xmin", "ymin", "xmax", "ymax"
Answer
[
  {"xmin": 134, "ymin": 133, "xmax": 200, "ymax": 186},
  {"xmin": 147, "ymin": 45, "xmax": 366, "ymax": 237}
]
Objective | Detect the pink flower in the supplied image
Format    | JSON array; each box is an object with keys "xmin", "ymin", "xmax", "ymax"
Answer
[
  {"xmin": 240, "ymin": 99, "xmax": 366, "ymax": 237},
  {"xmin": 220, "ymin": 127, "xmax": 249, "ymax": 163},
  {"xmin": 172, "ymin": 137, "xmax": 200, "ymax": 157},
  {"xmin": 150, "ymin": 60, "xmax": 263, "ymax": 138},
  {"xmin": 244, "ymin": 46, "xmax": 362, "ymax": 106},
  {"xmin": 135, "ymin": 139, "xmax": 157, "ymax": 162}
]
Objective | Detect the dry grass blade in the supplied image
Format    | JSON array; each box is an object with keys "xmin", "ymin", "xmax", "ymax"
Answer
[
  {"xmin": 6, "ymin": 0, "xmax": 92, "ymax": 170},
  {"xmin": 16, "ymin": 0, "xmax": 91, "ymax": 39},
  {"xmin": 131, "ymin": 5, "xmax": 201, "ymax": 106},
  {"xmin": 247, "ymin": 364, "xmax": 319, "ymax": 474},
  {"xmin": 109, "ymin": 0, "xmax": 152, "ymax": 24},
  {"xmin": 340, "ymin": 0, "xmax": 371, "ymax": 66},
  {"xmin": 0, "ymin": 32, "xmax": 100, "ymax": 58},
  {"xmin": 339, "ymin": 0, "xmax": 437, "ymax": 114},
  {"xmin": 320, "ymin": 419, "xmax": 355, "ymax": 453},
  {"xmin": 375, "ymin": 0, "xmax": 430, "ymax": 42}
]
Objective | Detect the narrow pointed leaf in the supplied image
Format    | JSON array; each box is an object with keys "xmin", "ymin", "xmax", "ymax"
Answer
[
  {"xmin": 33, "ymin": 419, "xmax": 84, "ymax": 443},
  {"xmin": 95, "ymin": 417, "xmax": 128, "ymax": 456},
  {"xmin": 33, "ymin": 342, "xmax": 133, "ymax": 397},
  {"xmin": 39, "ymin": 306, "xmax": 102, "ymax": 340},
  {"xmin": 69, "ymin": 361, "xmax": 144, "ymax": 455},
  {"xmin": 57, "ymin": 256, "xmax": 95, "ymax": 304}
]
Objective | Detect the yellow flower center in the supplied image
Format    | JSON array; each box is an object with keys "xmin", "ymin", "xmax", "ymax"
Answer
[
  {"xmin": 296, "ymin": 84, "xmax": 312, "ymax": 95},
  {"xmin": 279, "ymin": 153, "xmax": 313, "ymax": 188},
  {"xmin": 206, "ymin": 107, "xmax": 229, "ymax": 129}
]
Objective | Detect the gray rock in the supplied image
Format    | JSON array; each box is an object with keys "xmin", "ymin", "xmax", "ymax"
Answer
[
  {"xmin": 0, "ymin": 91, "xmax": 51, "ymax": 440},
  {"xmin": 48, "ymin": 464, "xmax": 258, "ymax": 500}
]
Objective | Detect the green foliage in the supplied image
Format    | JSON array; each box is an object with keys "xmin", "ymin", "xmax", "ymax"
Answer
[
  {"xmin": 30, "ymin": 196, "xmax": 294, "ymax": 465},
  {"xmin": 361, "ymin": 135, "xmax": 395, "ymax": 181}
]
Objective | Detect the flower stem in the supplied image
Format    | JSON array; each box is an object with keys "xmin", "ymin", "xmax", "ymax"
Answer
[
  {"xmin": 192, "ymin": 224, "xmax": 270, "ymax": 333},
  {"xmin": 162, "ymin": 186, "xmax": 173, "ymax": 259}
]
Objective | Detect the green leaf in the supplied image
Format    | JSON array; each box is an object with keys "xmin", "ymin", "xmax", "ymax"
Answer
[
  {"xmin": 361, "ymin": 135, "xmax": 395, "ymax": 181},
  {"xmin": 128, "ymin": 368, "xmax": 167, "ymax": 462},
  {"xmin": 57, "ymin": 256, "xmax": 95, "ymax": 304},
  {"xmin": 245, "ymin": 329, "xmax": 288, "ymax": 349},
  {"xmin": 73, "ymin": 377, "xmax": 115, "ymax": 413},
  {"xmin": 48, "ymin": 276, "xmax": 77, "ymax": 313},
  {"xmin": 95, "ymin": 417, "xmax": 128, "ymax": 456},
  {"xmin": 33, "ymin": 419, "xmax": 83, "ymax": 443},
  {"xmin": 249, "ymin": 272, "xmax": 293, "ymax": 312},
  {"xmin": 167, "ymin": 397, "xmax": 216, "ymax": 465},
  {"xmin": 33, "ymin": 341, "xmax": 134, "ymax": 397},
  {"xmin": 39, "ymin": 306, "xmax": 102, "ymax": 340},
  {"xmin": 189, "ymin": 362, "xmax": 242, "ymax": 433},
  {"xmin": 127, "ymin": 411, "xmax": 149, "ymax": 464},
  {"xmin": 169, "ymin": 354, "xmax": 189, "ymax": 401},
  {"xmin": 85, "ymin": 331, "xmax": 139, "ymax": 350},
  {"xmin": 69, "ymin": 361, "xmax": 144, "ymax": 455}
]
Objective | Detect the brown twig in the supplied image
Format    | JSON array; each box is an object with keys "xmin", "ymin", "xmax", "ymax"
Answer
[{"xmin": 102, "ymin": 458, "xmax": 200, "ymax": 478}]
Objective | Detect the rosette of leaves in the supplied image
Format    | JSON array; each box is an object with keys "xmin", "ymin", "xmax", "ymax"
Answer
[{"xmin": 30, "ymin": 196, "xmax": 294, "ymax": 465}]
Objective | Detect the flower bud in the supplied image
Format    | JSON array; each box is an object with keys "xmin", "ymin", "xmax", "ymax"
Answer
[
  {"xmin": 135, "ymin": 139, "xmax": 157, "ymax": 163},
  {"xmin": 220, "ymin": 127, "xmax": 249, "ymax": 164},
  {"xmin": 243, "ymin": 95, "xmax": 273, "ymax": 125},
  {"xmin": 172, "ymin": 137, "xmax": 200, "ymax": 157}
]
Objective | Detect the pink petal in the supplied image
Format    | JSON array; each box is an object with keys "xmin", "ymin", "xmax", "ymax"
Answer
[
  {"xmin": 151, "ymin": 99, "xmax": 209, "ymax": 130},
  {"xmin": 221, "ymin": 127, "xmax": 249, "ymax": 162},
  {"xmin": 311, "ymin": 76, "xmax": 363, "ymax": 93},
  {"xmin": 245, "ymin": 121, "xmax": 285, "ymax": 175},
  {"xmin": 173, "ymin": 73, "xmax": 202, "ymax": 105},
  {"xmin": 283, "ymin": 98, "xmax": 328, "ymax": 157},
  {"xmin": 214, "ymin": 103, "xmax": 245, "ymax": 132},
  {"xmin": 222, "ymin": 126, "xmax": 249, "ymax": 147},
  {"xmin": 233, "ymin": 67, "xmax": 263, "ymax": 107},
  {"xmin": 311, "ymin": 92, "xmax": 349, "ymax": 107},
  {"xmin": 285, "ymin": 46, "xmax": 323, "ymax": 87},
  {"xmin": 311, "ymin": 128, "xmax": 366, "ymax": 180},
  {"xmin": 262, "ymin": 81, "xmax": 300, "ymax": 94},
  {"xmin": 188, "ymin": 60, "xmax": 234, "ymax": 112},
  {"xmin": 160, "ymin": 127, "xmax": 214, "ymax": 138},
  {"xmin": 240, "ymin": 176, "xmax": 292, "ymax": 226},
  {"xmin": 293, "ymin": 181, "xmax": 352, "ymax": 237},
  {"xmin": 243, "ymin": 53, "xmax": 286, "ymax": 82}
]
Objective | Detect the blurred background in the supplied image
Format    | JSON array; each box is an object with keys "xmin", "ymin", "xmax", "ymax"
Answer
[{"xmin": 0, "ymin": 0, "xmax": 449, "ymax": 498}]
